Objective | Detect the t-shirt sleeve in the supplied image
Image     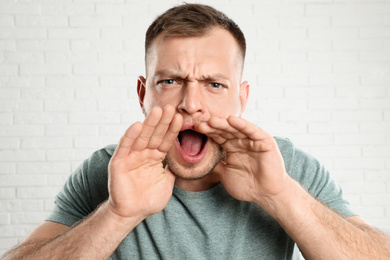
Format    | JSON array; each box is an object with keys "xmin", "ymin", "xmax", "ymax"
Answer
[
  {"xmin": 275, "ymin": 137, "xmax": 356, "ymax": 218},
  {"xmin": 46, "ymin": 145, "xmax": 115, "ymax": 227}
]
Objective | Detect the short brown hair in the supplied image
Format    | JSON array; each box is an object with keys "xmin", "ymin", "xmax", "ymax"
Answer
[{"xmin": 145, "ymin": 3, "xmax": 246, "ymax": 63}]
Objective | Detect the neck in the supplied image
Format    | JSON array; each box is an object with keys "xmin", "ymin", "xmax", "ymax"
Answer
[{"xmin": 174, "ymin": 172, "xmax": 221, "ymax": 192}]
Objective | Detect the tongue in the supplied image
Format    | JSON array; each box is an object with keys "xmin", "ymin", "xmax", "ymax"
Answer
[{"xmin": 180, "ymin": 131, "xmax": 203, "ymax": 156}]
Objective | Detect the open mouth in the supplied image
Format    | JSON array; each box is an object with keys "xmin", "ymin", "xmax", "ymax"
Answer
[{"xmin": 177, "ymin": 130, "xmax": 208, "ymax": 156}]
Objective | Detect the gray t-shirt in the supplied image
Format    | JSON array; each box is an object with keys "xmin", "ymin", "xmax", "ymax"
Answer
[{"xmin": 47, "ymin": 137, "xmax": 356, "ymax": 259}]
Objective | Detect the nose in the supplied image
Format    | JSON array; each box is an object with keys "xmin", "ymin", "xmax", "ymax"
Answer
[{"xmin": 177, "ymin": 83, "xmax": 205, "ymax": 116}]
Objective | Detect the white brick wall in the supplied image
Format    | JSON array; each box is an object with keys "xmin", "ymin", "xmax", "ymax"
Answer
[{"xmin": 1, "ymin": 0, "xmax": 389, "ymax": 255}]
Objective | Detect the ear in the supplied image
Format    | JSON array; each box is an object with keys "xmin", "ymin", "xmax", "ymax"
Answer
[
  {"xmin": 239, "ymin": 81, "xmax": 250, "ymax": 115},
  {"xmin": 137, "ymin": 76, "xmax": 146, "ymax": 110}
]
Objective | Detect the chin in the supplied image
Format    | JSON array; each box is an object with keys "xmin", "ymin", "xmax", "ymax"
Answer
[{"xmin": 164, "ymin": 142, "xmax": 225, "ymax": 181}]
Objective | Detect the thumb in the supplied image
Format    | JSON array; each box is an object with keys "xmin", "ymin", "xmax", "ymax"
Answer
[{"xmin": 164, "ymin": 165, "xmax": 176, "ymax": 186}]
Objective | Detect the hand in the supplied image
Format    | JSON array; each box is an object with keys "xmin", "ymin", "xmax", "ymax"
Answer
[
  {"xmin": 195, "ymin": 116, "xmax": 290, "ymax": 206},
  {"xmin": 108, "ymin": 105, "xmax": 183, "ymax": 219}
]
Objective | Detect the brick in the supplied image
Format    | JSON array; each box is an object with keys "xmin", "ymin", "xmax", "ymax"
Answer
[
  {"xmin": 16, "ymin": 40, "xmax": 69, "ymax": 51},
  {"xmin": 282, "ymin": 62, "xmax": 331, "ymax": 75},
  {"xmin": 0, "ymin": 175, "xmax": 46, "ymax": 187},
  {"xmin": 308, "ymin": 98, "xmax": 359, "ymax": 110},
  {"xmin": 20, "ymin": 88, "xmax": 74, "ymax": 100},
  {"xmin": 70, "ymin": 15, "xmax": 122, "ymax": 27},
  {"xmin": 364, "ymin": 170, "xmax": 390, "ymax": 181},
  {"xmin": 332, "ymin": 110, "xmax": 382, "ymax": 121},
  {"xmin": 336, "ymin": 85, "xmax": 386, "ymax": 98},
  {"xmin": 4, "ymin": 51, "xmax": 45, "ymax": 63},
  {"xmin": 0, "ymin": 200, "xmax": 44, "ymax": 212},
  {"xmin": 0, "ymin": 76, "xmax": 45, "ymax": 88},
  {"xmin": 0, "ymin": 28, "xmax": 47, "ymax": 39},
  {"xmin": 306, "ymin": 4, "xmax": 357, "ymax": 16},
  {"xmin": 360, "ymin": 27, "xmax": 390, "ymax": 38},
  {"xmin": 0, "ymin": 213, "xmax": 10, "ymax": 225},
  {"xmin": 309, "ymin": 74, "xmax": 359, "ymax": 86},
  {"xmin": 0, "ymin": 163, "xmax": 16, "ymax": 175},
  {"xmin": 0, "ymin": 3, "xmax": 41, "ymax": 14},
  {"xmin": 0, "ymin": 64, "xmax": 18, "ymax": 75},
  {"xmin": 253, "ymin": 4, "xmax": 304, "ymax": 16},
  {"xmin": 16, "ymin": 187, "xmax": 61, "ymax": 199},
  {"xmin": 0, "ymin": 138, "xmax": 19, "ymax": 149},
  {"xmin": 48, "ymin": 28, "xmax": 100, "ymax": 39},
  {"xmin": 41, "ymin": 3, "xmax": 95, "ymax": 15},
  {"xmin": 15, "ymin": 15, "xmax": 68, "ymax": 27},
  {"xmin": 0, "ymin": 149, "xmax": 46, "ymax": 162},
  {"xmin": 0, "ymin": 113, "xmax": 13, "ymax": 124},
  {"xmin": 341, "ymin": 181, "xmax": 386, "ymax": 194},
  {"xmin": 71, "ymin": 40, "xmax": 123, "ymax": 51},
  {"xmin": 74, "ymin": 136, "xmax": 117, "ymax": 149},
  {"xmin": 280, "ymin": 110, "xmax": 331, "ymax": 122},
  {"xmin": 75, "ymin": 87, "xmax": 127, "ymax": 99},
  {"xmin": 46, "ymin": 148, "xmax": 94, "ymax": 162},
  {"xmin": 334, "ymin": 158, "xmax": 385, "ymax": 170},
  {"xmin": 0, "ymin": 40, "xmax": 15, "ymax": 51},
  {"xmin": 280, "ymin": 16, "xmax": 330, "ymax": 28},
  {"xmin": 353, "ymin": 206, "xmax": 385, "ymax": 218},
  {"xmin": 308, "ymin": 51, "xmax": 358, "ymax": 62},
  {"xmin": 15, "ymin": 112, "xmax": 67, "ymax": 125},
  {"xmin": 0, "ymin": 188, "xmax": 15, "ymax": 199},
  {"xmin": 46, "ymin": 124, "xmax": 98, "ymax": 136},
  {"xmin": 356, "ymin": 4, "xmax": 390, "ymax": 14},
  {"xmin": 69, "ymin": 112, "xmax": 120, "ymax": 124},
  {"xmin": 0, "ymin": 125, "xmax": 44, "ymax": 137},
  {"xmin": 360, "ymin": 98, "xmax": 390, "ymax": 109},
  {"xmin": 21, "ymin": 137, "xmax": 73, "ymax": 149},
  {"xmin": 17, "ymin": 162, "xmax": 70, "ymax": 175},
  {"xmin": 44, "ymin": 100, "xmax": 97, "ymax": 112},
  {"xmin": 360, "ymin": 122, "xmax": 390, "ymax": 134},
  {"xmin": 332, "ymin": 15, "xmax": 382, "ymax": 26},
  {"xmin": 333, "ymin": 40, "xmax": 384, "ymax": 51},
  {"xmin": 0, "ymin": 15, "xmax": 14, "ymax": 27},
  {"xmin": 46, "ymin": 75, "xmax": 98, "ymax": 88},
  {"xmin": 96, "ymin": 3, "xmax": 148, "ymax": 15},
  {"xmin": 308, "ymin": 122, "xmax": 359, "ymax": 134},
  {"xmin": 309, "ymin": 28, "xmax": 357, "ymax": 39},
  {"xmin": 335, "ymin": 133, "xmax": 385, "ymax": 145},
  {"xmin": 361, "ymin": 194, "xmax": 390, "ymax": 206},
  {"xmin": 20, "ymin": 63, "xmax": 72, "ymax": 76},
  {"xmin": 11, "ymin": 212, "xmax": 48, "ymax": 224}
]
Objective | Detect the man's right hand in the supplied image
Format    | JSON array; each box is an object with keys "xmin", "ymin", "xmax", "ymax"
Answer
[{"xmin": 107, "ymin": 105, "xmax": 183, "ymax": 219}]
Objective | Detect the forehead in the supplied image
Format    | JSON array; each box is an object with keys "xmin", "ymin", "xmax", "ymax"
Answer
[{"xmin": 145, "ymin": 27, "xmax": 243, "ymax": 76}]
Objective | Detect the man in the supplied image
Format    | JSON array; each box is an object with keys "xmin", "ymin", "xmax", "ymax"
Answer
[{"xmin": 3, "ymin": 3, "xmax": 390, "ymax": 259}]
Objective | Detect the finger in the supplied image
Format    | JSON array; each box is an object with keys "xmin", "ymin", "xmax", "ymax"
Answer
[
  {"xmin": 148, "ymin": 105, "xmax": 176, "ymax": 149},
  {"xmin": 132, "ymin": 107, "xmax": 163, "ymax": 150},
  {"xmin": 158, "ymin": 113, "xmax": 183, "ymax": 152},
  {"xmin": 227, "ymin": 116, "xmax": 268, "ymax": 140},
  {"xmin": 113, "ymin": 121, "xmax": 143, "ymax": 159},
  {"xmin": 207, "ymin": 117, "xmax": 247, "ymax": 139}
]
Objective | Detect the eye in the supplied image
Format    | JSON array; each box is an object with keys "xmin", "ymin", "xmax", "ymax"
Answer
[
  {"xmin": 210, "ymin": 83, "xmax": 222, "ymax": 89},
  {"xmin": 160, "ymin": 79, "xmax": 176, "ymax": 85}
]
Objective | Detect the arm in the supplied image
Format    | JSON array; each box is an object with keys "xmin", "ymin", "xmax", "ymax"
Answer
[
  {"xmin": 265, "ymin": 177, "xmax": 390, "ymax": 259},
  {"xmin": 196, "ymin": 116, "xmax": 390, "ymax": 259},
  {"xmin": 3, "ymin": 105, "xmax": 183, "ymax": 260},
  {"xmin": 2, "ymin": 203, "xmax": 143, "ymax": 260}
]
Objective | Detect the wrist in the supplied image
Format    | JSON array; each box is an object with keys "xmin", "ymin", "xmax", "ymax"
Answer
[
  {"xmin": 253, "ymin": 177, "xmax": 308, "ymax": 222},
  {"xmin": 99, "ymin": 201, "xmax": 146, "ymax": 233}
]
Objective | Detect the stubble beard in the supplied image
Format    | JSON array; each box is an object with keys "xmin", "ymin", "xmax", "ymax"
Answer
[{"xmin": 164, "ymin": 140, "xmax": 226, "ymax": 181}]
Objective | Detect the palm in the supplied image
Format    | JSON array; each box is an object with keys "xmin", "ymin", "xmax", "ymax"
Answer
[
  {"xmin": 196, "ymin": 116, "xmax": 288, "ymax": 203},
  {"xmin": 108, "ymin": 106, "xmax": 183, "ymax": 218}
]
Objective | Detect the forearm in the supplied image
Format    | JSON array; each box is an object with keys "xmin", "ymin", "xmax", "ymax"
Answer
[
  {"xmin": 258, "ymin": 178, "xmax": 390, "ymax": 260},
  {"xmin": 3, "ymin": 201, "xmax": 144, "ymax": 260}
]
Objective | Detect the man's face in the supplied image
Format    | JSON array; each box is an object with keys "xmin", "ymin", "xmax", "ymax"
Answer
[{"xmin": 138, "ymin": 27, "xmax": 249, "ymax": 180}]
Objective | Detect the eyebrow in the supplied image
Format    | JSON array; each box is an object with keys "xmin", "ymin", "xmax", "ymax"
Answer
[{"xmin": 154, "ymin": 69, "xmax": 230, "ymax": 83}]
